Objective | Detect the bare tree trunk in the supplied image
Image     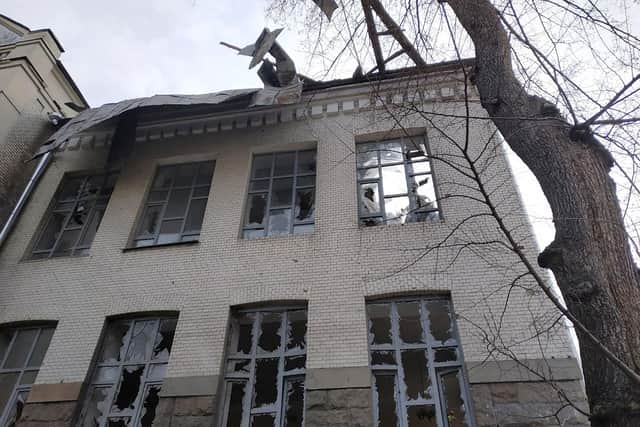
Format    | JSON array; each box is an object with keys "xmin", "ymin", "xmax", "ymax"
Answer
[{"xmin": 444, "ymin": 0, "xmax": 640, "ymax": 425}]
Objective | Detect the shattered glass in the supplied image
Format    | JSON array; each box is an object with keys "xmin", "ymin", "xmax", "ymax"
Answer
[
  {"xmin": 434, "ymin": 349, "xmax": 457, "ymax": 363},
  {"xmin": 246, "ymin": 194, "xmax": 267, "ymax": 227},
  {"xmin": 360, "ymin": 183, "xmax": 381, "ymax": 214},
  {"xmin": 284, "ymin": 355, "xmax": 306, "ymax": 371},
  {"xmin": 152, "ymin": 319, "xmax": 177, "ymax": 360},
  {"xmin": 252, "ymin": 358, "xmax": 278, "ymax": 408},
  {"xmin": 286, "ymin": 311, "xmax": 306, "ymax": 351},
  {"xmin": 294, "ymin": 189, "xmax": 315, "ymax": 222},
  {"xmin": 401, "ymin": 350, "xmax": 431, "ymax": 401},
  {"xmin": 82, "ymin": 386, "xmax": 110, "ymax": 427},
  {"xmin": 371, "ymin": 351, "xmax": 395, "ymax": 366},
  {"xmin": 384, "ymin": 197, "xmax": 410, "ymax": 224},
  {"xmin": 407, "ymin": 405, "xmax": 437, "ymax": 427},
  {"xmin": 283, "ymin": 379, "xmax": 304, "ymax": 427},
  {"xmin": 426, "ymin": 301, "xmax": 453, "ymax": 344},
  {"xmin": 226, "ymin": 359, "xmax": 251, "ymax": 374},
  {"xmin": 398, "ymin": 302, "xmax": 424, "ymax": 344},
  {"xmin": 231, "ymin": 313, "xmax": 255, "ymax": 355},
  {"xmin": 258, "ymin": 313, "xmax": 282, "ymax": 353},
  {"xmin": 440, "ymin": 370, "xmax": 468, "ymax": 427},
  {"xmin": 368, "ymin": 304, "xmax": 392, "ymax": 345},
  {"xmin": 138, "ymin": 384, "xmax": 161, "ymax": 427},
  {"xmin": 374, "ymin": 374, "xmax": 398, "ymax": 427},
  {"xmin": 226, "ymin": 382, "xmax": 246, "ymax": 427},
  {"xmin": 125, "ymin": 321, "xmax": 155, "ymax": 361},
  {"xmin": 111, "ymin": 365, "xmax": 145, "ymax": 412}
]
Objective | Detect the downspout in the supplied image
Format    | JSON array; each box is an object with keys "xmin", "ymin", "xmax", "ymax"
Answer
[{"xmin": 0, "ymin": 151, "xmax": 53, "ymax": 249}]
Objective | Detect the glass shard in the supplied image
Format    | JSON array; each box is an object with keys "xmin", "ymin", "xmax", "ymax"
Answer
[
  {"xmin": 286, "ymin": 311, "xmax": 307, "ymax": 351},
  {"xmin": 294, "ymin": 189, "xmax": 315, "ymax": 222},
  {"xmin": 252, "ymin": 358, "xmax": 278, "ymax": 408},
  {"xmin": 368, "ymin": 304, "xmax": 392, "ymax": 345},
  {"xmin": 384, "ymin": 197, "xmax": 409, "ymax": 224},
  {"xmin": 152, "ymin": 319, "xmax": 177, "ymax": 360},
  {"xmin": 426, "ymin": 301, "xmax": 453, "ymax": 344},
  {"xmin": 401, "ymin": 350, "xmax": 430, "ymax": 401},
  {"xmin": 258, "ymin": 313, "xmax": 282, "ymax": 353},
  {"xmin": 125, "ymin": 321, "xmax": 155, "ymax": 361},
  {"xmin": 139, "ymin": 384, "xmax": 161, "ymax": 427},
  {"xmin": 81, "ymin": 386, "xmax": 110, "ymax": 427},
  {"xmin": 100, "ymin": 321, "xmax": 131, "ymax": 363},
  {"xmin": 371, "ymin": 351, "xmax": 395, "ymax": 366},
  {"xmin": 283, "ymin": 379, "xmax": 304, "ymax": 427},
  {"xmin": 284, "ymin": 355, "xmax": 306, "ymax": 371},
  {"xmin": 398, "ymin": 302, "xmax": 424, "ymax": 344},
  {"xmin": 246, "ymin": 194, "xmax": 267, "ymax": 227},
  {"xmin": 440, "ymin": 370, "xmax": 468, "ymax": 427},
  {"xmin": 225, "ymin": 382, "xmax": 246, "ymax": 427},
  {"xmin": 112, "ymin": 365, "xmax": 145, "ymax": 411},
  {"xmin": 374, "ymin": 374, "xmax": 398, "ymax": 427},
  {"xmin": 360, "ymin": 183, "xmax": 380, "ymax": 214},
  {"xmin": 407, "ymin": 405, "xmax": 437, "ymax": 427}
]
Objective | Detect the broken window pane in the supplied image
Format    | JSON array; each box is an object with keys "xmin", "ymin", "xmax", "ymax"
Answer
[
  {"xmin": 295, "ymin": 189, "xmax": 315, "ymax": 222},
  {"xmin": 407, "ymin": 405, "xmax": 437, "ymax": 427},
  {"xmin": 101, "ymin": 321, "xmax": 131, "ymax": 363},
  {"xmin": 360, "ymin": 183, "xmax": 380, "ymax": 214},
  {"xmin": 246, "ymin": 194, "xmax": 267, "ymax": 227},
  {"xmin": 3, "ymin": 329, "xmax": 37, "ymax": 369},
  {"xmin": 258, "ymin": 313, "xmax": 282, "ymax": 353},
  {"xmin": 356, "ymin": 144, "xmax": 378, "ymax": 168},
  {"xmin": 27, "ymin": 328, "xmax": 55, "ymax": 367},
  {"xmin": 95, "ymin": 367, "xmax": 120, "ymax": 383},
  {"xmin": 380, "ymin": 141, "xmax": 403, "ymax": 164},
  {"xmin": 252, "ymin": 358, "xmax": 278, "ymax": 408},
  {"xmin": 0, "ymin": 373, "xmax": 19, "ymax": 411},
  {"xmin": 152, "ymin": 319, "xmax": 177, "ymax": 360},
  {"xmin": 226, "ymin": 359, "xmax": 251, "ymax": 374},
  {"xmin": 401, "ymin": 350, "xmax": 430, "ymax": 401},
  {"xmin": 398, "ymin": 302, "xmax": 424, "ymax": 344},
  {"xmin": 231, "ymin": 313, "xmax": 254, "ymax": 355},
  {"xmin": 426, "ymin": 301, "xmax": 453, "ymax": 344},
  {"xmin": 251, "ymin": 414, "xmax": 276, "ymax": 427},
  {"xmin": 440, "ymin": 370, "xmax": 468, "ymax": 427},
  {"xmin": 284, "ymin": 355, "xmax": 306, "ymax": 371},
  {"xmin": 274, "ymin": 152, "xmax": 295, "ymax": 176},
  {"xmin": 283, "ymin": 379, "xmax": 304, "ymax": 427},
  {"xmin": 112, "ymin": 365, "xmax": 145, "ymax": 412},
  {"xmin": 138, "ymin": 384, "xmax": 161, "ymax": 427},
  {"xmin": 374, "ymin": 374, "xmax": 398, "ymax": 427},
  {"xmin": 368, "ymin": 304, "xmax": 392, "ymax": 345},
  {"xmin": 286, "ymin": 311, "xmax": 306, "ymax": 351},
  {"xmin": 384, "ymin": 196, "xmax": 410, "ymax": 224},
  {"xmin": 268, "ymin": 209, "xmax": 291, "ymax": 236},
  {"xmin": 125, "ymin": 321, "xmax": 155, "ymax": 361},
  {"xmin": 434, "ymin": 349, "xmax": 457, "ymax": 363},
  {"xmin": 297, "ymin": 151, "xmax": 316, "ymax": 175},
  {"xmin": 225, "ymin": 382, "xmax": 246, "ymax": 427},
  {"xmin": 371, "ymin": 351, "xmax": 395, "ymax": 366}
]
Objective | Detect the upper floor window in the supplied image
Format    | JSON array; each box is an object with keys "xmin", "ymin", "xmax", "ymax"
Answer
[
  {"xmin": 132, "ymin": 161, "xmax": 214, "ymax": 247},
  {"xmin": 221, "ymin": 308, "xmax": 307, "ymax": 427},
  {"xmin": 0, "ymin": 325, "xmax": 56, "ymax": 426},
  {"xmin": 243, "ymin": 150, "xmax": 316, "ymax": 239},
  {"xmin": 357, "ymin": 138, "xmax": 439, "ymax": 226},
  {"xmin": 79, "ymin": 316, "xmax": 177, "ymax": 427},
  {"xmin": 367, "ymin": 298, "xmax": 472, "ymax": 427},
  {"xmin": 31, "ymin": 172, "xmax": 118, "ymax": 258}
]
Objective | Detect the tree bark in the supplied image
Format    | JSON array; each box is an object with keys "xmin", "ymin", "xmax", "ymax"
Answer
[{"xmin": 444, "ymin": 0, "xmax": 640, "ymax": 425}]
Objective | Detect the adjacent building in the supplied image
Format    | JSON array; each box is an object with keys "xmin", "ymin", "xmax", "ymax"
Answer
[{"xmin": 0, "ymin": 58, "xmax": 588, "ymax": 427}]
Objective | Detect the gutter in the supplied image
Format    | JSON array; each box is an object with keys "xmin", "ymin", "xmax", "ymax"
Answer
[{"xmin": 0, "ymin": 151, "xmax": 53, "ymax": 249}]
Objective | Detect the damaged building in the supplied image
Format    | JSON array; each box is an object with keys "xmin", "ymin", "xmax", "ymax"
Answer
[{"xmin": 0, "ymin": 24, "xmax": 589, "ymax": 427}]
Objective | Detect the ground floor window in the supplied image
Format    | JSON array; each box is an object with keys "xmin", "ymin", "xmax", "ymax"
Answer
[
  {"xmin": 367, "ymin": 298, "xmax": 473, "ymax": 427},
  {"xmin": 222, "ymin": 308, "xmax": 307, "ymax": 427},
  {"xmin": 79, "ymin": 316, "xmax": 177, "ymax": 427},
  {"xmin": 0, "ymin": 325, "xmax": 55, "ymax": 426}
]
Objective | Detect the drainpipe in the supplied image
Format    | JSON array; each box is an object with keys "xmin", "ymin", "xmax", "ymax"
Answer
[{"xmin": 0, "ymin": 151, "xmax": 53, "ymax": 249}]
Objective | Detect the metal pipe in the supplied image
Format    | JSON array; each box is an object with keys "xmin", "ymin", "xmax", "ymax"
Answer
[{"xmin": 0, "ymin": 151, "xmax": 53, "ymax": 249}]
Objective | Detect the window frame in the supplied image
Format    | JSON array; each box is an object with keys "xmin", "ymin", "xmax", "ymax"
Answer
[
  {"xmin": 356, "ymin": 136, "xmax": 441, "ymax": 226},
  {"xmin": 30, "ymin": 171, "xmax": 118, "ymax": 259},
  {"xmin": 367, "ymin": 297, "xmax": 475, "ymax": 427},
  {"xmin": 131, "ymin": 161, "xmax": 215, "ymax": 248},
  {"xmin": 220, "ymin": 306, "xmax": 308, "ymax": 427},
  {"xmin": 78, "ymin": 315, "xmax": 178, "ymax": 427},
  {"xmin": 0, "ymin": 325, "xmax": 56, "ymax": 426},
  {"xmin": 242, "ymin": 150, "xmax": 316, "ymax": 239}
]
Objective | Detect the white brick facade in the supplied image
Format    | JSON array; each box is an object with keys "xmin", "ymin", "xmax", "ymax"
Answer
[{"xmin": 0, "ymin": 71, "xmax": 575, "ymax": 391}]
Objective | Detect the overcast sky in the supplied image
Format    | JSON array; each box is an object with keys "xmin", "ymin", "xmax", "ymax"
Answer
[{"xmin": 3, "ymin": 0, "xmax": 558, "ymax": 248}]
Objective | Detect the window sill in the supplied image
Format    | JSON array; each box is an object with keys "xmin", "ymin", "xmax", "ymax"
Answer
[
  {"xmin": 240, "ymin": 230, "xmax": 316, "ymax": 242},
  {"xmin": 123, "ymin": 240, "xmax": 199, "ymax": 252},
  {"xmin": 358, "ymin": 216, "xmax": 445, "ymax": 230},
  {"xmin": 21, "ymin": 252, "xmax": 91, "ymax": 263}
]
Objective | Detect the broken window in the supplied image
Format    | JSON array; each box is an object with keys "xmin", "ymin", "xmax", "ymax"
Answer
[
  {"xmin": 222, "ymin": 308, "xmax": 307, "ymax": 426},
  {"xmin": 243, "ymin": 150, "xmax": 316, "ymax": 238},
  {"xmin": 356, "ymin": 137, "xmax": 440, "ymax": 226},
  {"xmin": 367, "ymin": 299, "xmax": 472, "ymax": 427},
  {"xmin": 31, "ymin": 172, "xmax": 118, "ymax": 258},
  {"xmin": 132, "ymin": 162, "xmax": 214, "ymax": 247},
  {"xmin": 0, "ymin": 325, "xmax": 55, "ymax": 426},
  {"xmin": 80, "ymin": 317, "xmax": 177, "ymax": 427}
]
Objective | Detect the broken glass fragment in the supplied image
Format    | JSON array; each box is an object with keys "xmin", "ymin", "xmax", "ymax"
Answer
[
  {"xmin": 252, "ymin": 358, "xmax": 278, "ymax": 408},
  {"xmin": 284, "ymin": 355, "xmax": 306, "ymax": 371},
  {"xmin": 360, "ymin": 183, "xmax": 380, "ymax": 214},
  {"xmin": 440, "ymin": 370, "xmax": 468, "ymax": 427},
  {"xmin": 286, "ymin": 311, "xmax": 306, "ymax": 351},
  {"xmin": 112, "ymin": 365, "xmax": 144, "ymax": 411},
  {"xmin": 125, "ymin": 321, "xmax": 155, "ymax": 361},
  {"xmin": 251, "ymin": 414, "xmax": 276, "ymax": 427},
  {"xmin": 407, "ymin": 405, "xmax": 437, "ymax": 427},
  {"xmin": 226, "ymin": 359, "xmax": 251, "ymax": 374},
  {"xmin": 152, "ymin": 319, "xmax": 176, "ymax": 360},
  {"xmin": 374, "ymin": 374, "xmax": 398, "ymax": 427},
  {"xmin": 139, "ymin": 384, "xmax": 161, "ymax": 427},
  {"xmin": 226, "ymin": 382, "xmax": 246, "ymax": 427},
  {"xmin": 398, "ymin": 302, "xmax": 424, "ymax": 344},
  {"xmin": 147, "ymin": 364, "xmax": 168, "ymax": 380},
  {"xmin": 283, "ymin": 379, "xmax": 304, "ymax": 427},
  {"xmin": 401, "ymin": 350, "xmax": 430, "ymax": 401},
  {"xmin": 371, "ymin": 351, "xmax": 395, "ymax": 366},
  {"xmin": 3, "ymin": 329, "xmax": 37, "ymax": 369},
  {"xmin": 426, "ymin": 301, "xmax": 453, "ymax": 344},
  {"xmin": 246, "ymin": 194, "xmax": 267, "ymax": 226},
  {"xmin": 368, "ymin": 304, "xmax": 392, "ymax": 345},
  {"xmin": 27, "ymin": 328, "xmax": 54, "ymax": 367},
  {"xmin": 434, "ymin": 348, "xmax": 457, "ymax": 363},
  {"xmin": 384, "ymin": 197, "xmax": 410, "ymax": 224},
  {"xmin": 232, "ymin": 313, "xmax": 254, "ymax": 355},
  {"xmin": 95, "ymin": 366, "xmax": 120, "ymax": 383},
  {"xmin": 82, "ymin": 386, "xmax": 110, "ymax": 427},
  {"xmin": 258, "ymin": 313, "xmax": 282, "ymax": 353},
  {"xmin": 101, "ymin": 321, "xmax": 131, "ymax": 363},
  {"xmin": 294, "ymin": 189, "xmax": 315, "ymax": 222}
]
